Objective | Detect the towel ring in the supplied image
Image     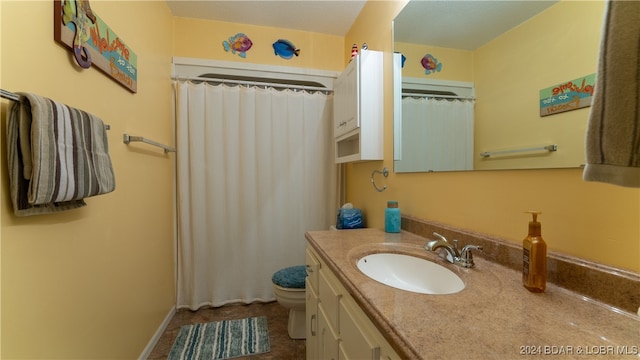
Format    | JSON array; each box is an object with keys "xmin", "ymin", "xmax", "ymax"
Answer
[{"xmin": 371, "ymin": 167, "xmax": 389, "ymax": 192}]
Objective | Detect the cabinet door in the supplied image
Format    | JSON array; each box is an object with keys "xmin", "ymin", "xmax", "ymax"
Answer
[
  {"xmin": 333, "ymin": 58, "xmax": 359, "ymax": 138},
  {"xmin": 318, "ymin": 304, "xmax": 340, "ymax": 360},
  {"xmin": 319, "ymin": 268, "xmax": 342, "ymax": 330},
  {"xmin": 339, "ymin": 343, "xmax": 351, "ymax": 360},
  {"xmin": 339, "ymin": 296, "xmax": 381, "ymax": 360},
  {"xmin": 334, "ymin": 49, "xmax": 384, "ymax": 163},
  {"xmin": 306, "ymin": 278, "xmax": 319, "ymax": 360},
  {"xmin": 379, "ymin": 345, "xmax": 403, "ymax": 360}
]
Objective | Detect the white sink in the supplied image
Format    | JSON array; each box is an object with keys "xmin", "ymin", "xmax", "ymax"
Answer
[{"xmin": 356, "ymin": 253, "xmax": 465, "ymax": 295}]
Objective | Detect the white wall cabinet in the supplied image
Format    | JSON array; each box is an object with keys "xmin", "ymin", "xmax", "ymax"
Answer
[
  {"xmin": 333, "ymin": 49, "xmax": 384, "ymax": 163},
  {"xmin": 306, "ymin": 245, "xmax": 401, "ymax": 360}
]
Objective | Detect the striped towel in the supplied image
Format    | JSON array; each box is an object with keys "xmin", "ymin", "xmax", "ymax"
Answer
[
  {"xmin": 7, "ymin": 93, "xmax": 115, "ymax": 216},
  {"xmin": 583, "ymin": 0, "xmax": 640, "ymax": 188}
]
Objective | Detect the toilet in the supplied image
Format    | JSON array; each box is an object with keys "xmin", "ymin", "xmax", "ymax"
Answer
[{"xmin": 272, "ymin": 265, "xmax": 307, "ymax": 339}]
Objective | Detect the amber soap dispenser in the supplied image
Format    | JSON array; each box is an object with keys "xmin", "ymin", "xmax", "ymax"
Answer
[{"xmin": 522, "ymin": 211, "xmax": 547, "ymax": 292}]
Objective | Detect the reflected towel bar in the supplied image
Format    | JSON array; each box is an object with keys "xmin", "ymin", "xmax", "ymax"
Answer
[
  {"xmin": 123, "ymin": 133, "xmax": 176, "ymax": 153},
  {"xmin": 480, "ymin": 144, "xmax": 557, "ymax": 158}
]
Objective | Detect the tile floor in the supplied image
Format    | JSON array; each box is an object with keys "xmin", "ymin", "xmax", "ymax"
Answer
[{"xmin": 148, "ymin": 301, "xmax": 306, "ymax": 359}]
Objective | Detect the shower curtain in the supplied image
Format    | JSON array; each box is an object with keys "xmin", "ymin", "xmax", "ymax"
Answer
[
  {"xmin": 396, "ymin": 97, "xmax": 474, "ymax": 172},
  {"xmin": 174, "ymin": 81, "xmax": 336, "ymax": 310}
]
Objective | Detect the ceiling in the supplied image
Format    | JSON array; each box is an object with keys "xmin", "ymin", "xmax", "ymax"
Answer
[
  {"xmin": 165, "ymin": 0, "xmax": 558, "ymax": 50},
  {"xmin": 394, "ymin": 0, "xmax": 558, "ymax": 50},
  {"xmin": 165, "ymin": 0, "xmax": 367, "ymax": 36}
]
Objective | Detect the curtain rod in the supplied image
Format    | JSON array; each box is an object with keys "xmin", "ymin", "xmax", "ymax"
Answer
[{"xmin": 173, "ymin": 76, "xmax": 333, "ymax": 94}]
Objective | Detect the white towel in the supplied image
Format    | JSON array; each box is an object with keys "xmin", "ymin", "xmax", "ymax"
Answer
[{"xmin": 583, "ymin": 0, "xmax": 640, "ymax": 188}]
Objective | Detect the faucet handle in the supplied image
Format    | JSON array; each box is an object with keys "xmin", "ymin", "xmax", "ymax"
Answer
[
  {"xmin": 433, "ymin": 232, "xmax": 448, "ymax": 242},
  {"xmin": 461, "ymin": 244, "xmax": 482, "ymax": 253},
  {"xmin": 433, "ymin": 232, "xmax": 460, "ymax": 251},
  {"xmin": 459, "ymin": 245, "xmax": 483, "ymax": 268}
]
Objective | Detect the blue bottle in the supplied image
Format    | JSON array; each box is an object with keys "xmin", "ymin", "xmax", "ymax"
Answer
[{"xmin": 385, "ymin": 201, "xmax": 401, "ymax": 233}]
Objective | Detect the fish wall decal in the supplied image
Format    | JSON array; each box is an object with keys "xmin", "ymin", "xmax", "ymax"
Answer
[
  {"xmin": 223, "ymin": 33, "xmax": 253, "ymax": 58},
  {"xmin": 421, "ymin": 53, "xmax": 442, "ymax": 75},
  {"xmin": 273, "ymin": 39, "xmax": 300, "ymax": 59}
]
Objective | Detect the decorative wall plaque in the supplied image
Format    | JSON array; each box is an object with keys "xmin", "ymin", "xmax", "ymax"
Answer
[
  {"xmin": 54, "ymin": 0, "xmax": 137, "ymax": 93},
  {"xmin": 539, "ymin": 74, "xmax": 595, "ymax": 117}
]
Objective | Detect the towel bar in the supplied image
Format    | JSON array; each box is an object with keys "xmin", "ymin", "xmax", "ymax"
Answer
[
  {"xmin": 2, "ymin": 89, "xmax": 111, "ymax": 130},
  {"xmin": 123, "ymin": 133, "xmax": 176, "ymax": 153},
  {"xmin": 1, "ymin": 89, "xmax": 21, "ymax": 102},
  {"xmin": 480, "ymin": 144, "xmax": 557, "ymax": 158}
]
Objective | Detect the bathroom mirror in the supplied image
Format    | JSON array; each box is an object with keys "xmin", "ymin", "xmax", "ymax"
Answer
[{"xmin": 393, "ymin": 0, "xmax": 605, "ymax": 172}]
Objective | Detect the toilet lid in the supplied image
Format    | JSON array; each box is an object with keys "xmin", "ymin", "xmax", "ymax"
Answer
[{"xmin": 272, "ymin": 265, "xmax": 306, "ymax": 289}]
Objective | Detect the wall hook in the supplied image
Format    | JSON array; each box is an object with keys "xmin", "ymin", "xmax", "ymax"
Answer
[{"xmin": 371, "ymin": 167, "xmax": 389, "ymax": 192}]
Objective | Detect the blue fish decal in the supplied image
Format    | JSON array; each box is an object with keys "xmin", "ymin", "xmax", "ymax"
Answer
[{"xmin": 273, "ymin": 39, "xmax": 300, "ymax": 59}]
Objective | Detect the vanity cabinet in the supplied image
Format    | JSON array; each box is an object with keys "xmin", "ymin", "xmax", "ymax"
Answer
[
  {"xmin": 333, "ymin": 49, "xmax": 384, "ymax": 163},
  {"xmin": 306, "ymin": 245, "xmax": 401, "ymax": 360},
  {"xmin": 306, "ymin": 248, "xmax": 320, "ymax": 360}
]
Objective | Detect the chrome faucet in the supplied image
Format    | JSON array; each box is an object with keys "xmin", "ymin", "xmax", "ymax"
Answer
[
  {"xmin": 425, "ymin": 232, "xmax": 483, "ymax": 268},
  {"xmin": 425, "ymin": 232, "xmax": 459, "ymax": 262}
]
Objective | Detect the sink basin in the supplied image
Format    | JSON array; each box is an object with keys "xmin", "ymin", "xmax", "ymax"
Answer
[{"xmin": 356, "ymin": 253, "xmax": 465, "ymax": 294}]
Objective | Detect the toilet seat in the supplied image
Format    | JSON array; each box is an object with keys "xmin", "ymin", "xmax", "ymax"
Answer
[{"xmin": 272, "ymin": 265, "xmax": 306, "ymax": 289}]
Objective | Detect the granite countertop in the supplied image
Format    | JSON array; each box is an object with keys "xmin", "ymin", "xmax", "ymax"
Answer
[{"xmin": 305, "ymin": 228, "xmax": 640, "ymax": 359}]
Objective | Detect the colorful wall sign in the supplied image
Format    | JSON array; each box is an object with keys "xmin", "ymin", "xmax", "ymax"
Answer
[
  {"xmin": 54, "ymin": 0, "xmax": 137, "ymax": 93},
  {"xmin": 539, "ymin": 74, "xmax": 595, "ymax": 117}
]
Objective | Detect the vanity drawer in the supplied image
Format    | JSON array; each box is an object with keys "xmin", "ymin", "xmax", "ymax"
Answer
[{"xmin": 306, "ymin": 247, "xmax": 320, "ymax": 293}]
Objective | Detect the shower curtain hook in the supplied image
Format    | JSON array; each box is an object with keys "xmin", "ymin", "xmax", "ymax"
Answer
[{"xmin": 371, "ymin": 167, "xmax": 389, "ymax": 192}]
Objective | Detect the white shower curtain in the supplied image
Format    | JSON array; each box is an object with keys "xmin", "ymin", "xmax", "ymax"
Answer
[
  {"xmin": 174, "ymin": 81, "xmax": 336, "ymax": 310},
  {"xmin": 396, "ymin": 97, "xmax": 474, "ymax": 172}
]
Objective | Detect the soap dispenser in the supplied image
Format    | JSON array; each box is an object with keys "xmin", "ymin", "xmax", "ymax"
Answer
[
  {"xmin": 384, "ymin": 201, "xmax": 401, "ymax": 233},
  {"xmin": 522, "ymin": 211, "xmax": 547, "ymax": 292}
]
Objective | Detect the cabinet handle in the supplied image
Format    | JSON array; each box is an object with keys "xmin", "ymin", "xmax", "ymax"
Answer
[
  {"xmin": 310, "ymin": 314, "xmax": 316, "ymax": 336},
  {"xmin": 306, "ymin": 265, "xmax": 314, "ymax": 274}
]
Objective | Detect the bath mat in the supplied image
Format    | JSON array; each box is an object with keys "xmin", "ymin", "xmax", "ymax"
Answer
[{"xmin": 168, "ymin": 316, "xmax": 270, "ymax": 360}]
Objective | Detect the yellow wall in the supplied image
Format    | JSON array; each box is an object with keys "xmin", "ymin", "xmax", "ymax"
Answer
[
  {"xmin": 474, "ymin": 1, "xmax": 603, "ymax": 170},
  {"xmin": 1, "ymin": 3, "xmax": 346, "ymax": 358},
  {"xmin": 0, "ymin": 1, "xmax": 637, "ymax": 358},
  {"xmin": 345, "ymin": 0, "xmax": 640, "ymax": 272},
  {"xmin": 1, "ymin": 1, "xmax": 175, "ymax": 358},
  {"xmin": 395, "ymin": 42, "xmax": 474, "ymax": 81},
  {"xmin": 173, "ymin": 17, "xmax": 345, "ymax": 71}
]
